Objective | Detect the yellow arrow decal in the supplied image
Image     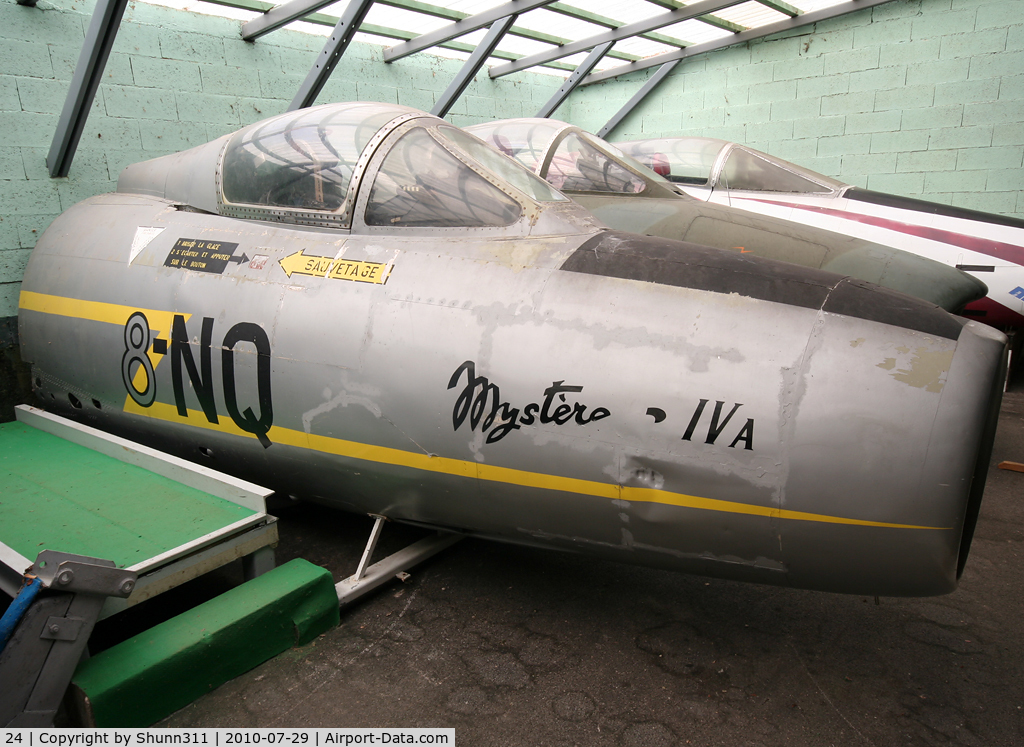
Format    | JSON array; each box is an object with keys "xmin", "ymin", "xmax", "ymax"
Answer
[{"xmin": 279, "ymin": 249, "xmax": 392, "ymax": 285}]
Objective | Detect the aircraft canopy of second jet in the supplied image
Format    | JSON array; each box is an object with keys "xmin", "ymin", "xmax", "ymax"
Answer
[
  {"xmin": 467, "ymin": 119, "xmax": 988, "ymax": 314},
  {"xmin": 618, "ymin": 136, "xmax": 1024, "ymax": 328}
]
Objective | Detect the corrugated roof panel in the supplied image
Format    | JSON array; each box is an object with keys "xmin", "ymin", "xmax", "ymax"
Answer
[
  {"xmin": 612, "ymin": 36, "xmax": 678, "ymax": 58},
  {"xmin": 495, "ymin": 35, "xmax": 564, "ymax": 58},
  {"xmin": 142, "ymin": 0, "xmax": 257, "ymax": 21},
  {"xmin": 136, "ymin": 0, "xmax": 898, "ymax": 82},
  {"xmin": 590, "ymin": 0, "xmax": 669, "ymax": 23},
  {"xmin": 445, "ymin": 0, "xmax": 513, "ymax": 14},
  {"xmin": 294, "ymin": 20, "xmax": 331, "ymax": 36},
  {"xmin": 712, "ymin": 1, "xmax": 789, "ymax": 29},
  {"xmin": 657, "ymin": 17, "xmax": 738, "ymax": 46},
  {"xmin": 798, "ymin": 0, "xmax": 856, "ymax": 12},
  {"xmin": 512, "ymin": 8, "xmax": 609, "ymax": 40},
  {"xmin": 361, "ymin": 5, "xmax": 453, "ymax": 35}
]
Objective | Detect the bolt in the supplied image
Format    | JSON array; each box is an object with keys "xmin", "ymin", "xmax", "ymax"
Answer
[
  {"xmin": 56, "ymin": 569, "xmax": 74, "ymax": 586},
  {"xmin": 120, "ymin": 579, "xmax": 135, "ymax": 595},
  {"xmin": 49, "ymin": 624, "xmax": 60, "ymax": 634}
]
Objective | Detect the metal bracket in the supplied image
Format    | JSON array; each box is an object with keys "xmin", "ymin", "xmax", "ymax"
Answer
[
  {"xmin": 336, "ymin": 516, "xmax": 463, "ymax": 606},
  {"xmin": 31, "ymin": 551, "xmax": 137, "ymax": 599},
  {"xmin": 39, "ymin": 617, "xmax": 84, "ymax": 642},
  {"xmin": 353, "ymin": 514, "xmax": 387, "ymax": 583}
]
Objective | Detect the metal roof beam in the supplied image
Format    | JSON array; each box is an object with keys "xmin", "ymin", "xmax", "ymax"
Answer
[
  {"xmin": 596, "ymin": 59, "xmax": 681, "ymax": 138},
  {"xmin": 289, "ymin": 0, "xmax": 376, "ymax": 111},
  {"xmin": 535, "ymin": 40, "xmax": 612, "ymax": 119},
  {"xmin": 488, "ymin": 0, "xmax": 741, "ymax": 79},
  {"xmin": 207, "ymin": 0, "xmax": 580, "ymax": 70},
  {"xmin": 373, "ymin": 0, "xmax": 641, "ymax": 63},
  {"xmin": 377, "ymin": 0, "xmax": 462, "ymax": 20},
  {"xmin": 383, "ymin": 0, "xmax": 557, "ymax": 63},
  {"xmin": 757, "ymin": 0, "xmax": 801, "ymax": 17},
  {"xmin": 546, "ymin": 2, "xmax": 692, "ymax": 49},
  {"xmin": 642, "ymin": 0, "xmax": 744, "ymax": 33},
  {"xmin": 242, "ymin": 0, "xmax": 339, "ymax": 40},
  {"xmin": 432, "ymin": 15, "xmax": 517, "ymax": 118},
  {"xmin": 47, "ymin": 0, "xmax": 129, "ymax": 177},
  {"xmin": 582, "ymin": 0, "xmax": 898, "ymax": 86}
]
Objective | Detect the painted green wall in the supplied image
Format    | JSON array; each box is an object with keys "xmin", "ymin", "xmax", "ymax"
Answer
[
  {"xmin": 571, "ymin": 0, "xmax": 1023, "ymax": 221},
  {"xmin": 3, "ymin": 0, "xmax": 1023, "ymax": 327},
  {"xmin": 0, "ymin": 0, "xmax": 557, "ymax": 321}
]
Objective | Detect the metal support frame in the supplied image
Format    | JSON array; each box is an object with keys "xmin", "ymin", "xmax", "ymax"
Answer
[
  {"xmin": 46, "ymin": 0, "xmax": 129, "ymax": 178},
  {"xmin": 290, "ymin": 0, "xmax": 377, "ymax": 111},
  {"xmin": 241, "ymin": 0, "xmax": 346, "ymax": 41},
  {"xmin": 583, "ymin": 0, "xmax": 898, "ymax": 86},
  {"xmin": 546, "ymin": 1, "xmax": 692, "ymax": 50},
  {"xmin": 758, "ymin": 0, "xmax": 801, "ymax": 17},
  {"xmin": 336, "ymin": 516, "xmax": 463, "ymax": 606},
  {"xmin": 431, "ymin": 14, "xmax": 517, "ymax": 118},
  {"xmin": 383, "ymin": 0, "xmax": 554, "ymax": 63},
  {"xmin": 597, "ymin": 59, "xmax": 682, "ymax": 138},
  {"xmin": 0, "ymin": 552, "xmax": 137, "ymax": 727},
  {"xmin": 488, "ymin": 0, "xmax": 739, "ymax": 79},
  {"xmin": 536, "ymin": 40, "xmax": 613, "ymax": 119}
]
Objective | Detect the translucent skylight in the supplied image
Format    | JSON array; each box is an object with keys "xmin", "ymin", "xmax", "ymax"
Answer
[{"xmin": 136, "ymin": 0, "xmax": 891, "ymax": 83}]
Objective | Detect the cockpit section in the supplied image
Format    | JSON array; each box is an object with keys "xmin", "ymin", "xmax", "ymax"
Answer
[
  {"xmin": 115, "ymin": 103, "xmax": 592, "ymax": 238},
  {"xmin": 220, "ymin": 102, "xmax": 398, "ymax": 216},
  {"xmin": 617, "ymin": 137, "xmax": 843, "ymax": 196},
  {"xmin": 467, "ymin": 119, "xmax": 671, "ymax": 197},
  {"xmin": 365, "ymin": 126, "xmax": 524, "ymax": 228}
]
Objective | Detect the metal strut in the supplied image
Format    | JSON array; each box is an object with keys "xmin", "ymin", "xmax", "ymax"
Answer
[{"xmin": 336, "ymin": 516, "xmax": 462, "ymax": 606}]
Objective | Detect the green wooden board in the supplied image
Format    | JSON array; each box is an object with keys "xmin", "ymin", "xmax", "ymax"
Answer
[{"xmin": 0, "ymin": 421, "xmax": 256, "ymax": 569}]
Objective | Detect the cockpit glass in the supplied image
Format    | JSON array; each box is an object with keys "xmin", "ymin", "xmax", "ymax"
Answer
[
  {"xmin": 438, "ymin": 126, "xmax": 567, "ymax": 203},
  {"xmin": 585, "ymin": 134, "xmax": 669, "ymax": 186},
  {"xmin": 545, "ymin": 133, "xmax": 646, "ymax": 194},
  {"xmin": 467, "ymin": 120, "xmax": 563, "ymax": 174},
  {"xmin": 619, "ymin": 138, "xmax": 725, "ymax": 185},
  {"xmin": 365, "ymin": 128, "xmax": 522, "ymax": 228},
  {"xmin": 722, "ymin": 148, "xmax": 835, "ymax": 194},
  {"xmin": 221, "ymin": 104, "xmax": 398, "ymax": 213}
]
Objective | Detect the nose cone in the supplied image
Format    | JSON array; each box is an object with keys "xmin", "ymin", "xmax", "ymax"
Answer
[
  {"xmin": 822, "ymin": 245, "xmax": 988, "ymax": 313},
  {"xmin": 777, "ymin": 308, "xmax": 1006, "ymax": 596}
]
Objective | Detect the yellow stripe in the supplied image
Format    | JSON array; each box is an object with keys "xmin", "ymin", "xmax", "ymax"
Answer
[
  {"xmin": 28, "ymin": 291, "xmax": 944, "ymax": 531},
  {"xmin": 20, "ymin": 291, "xmax": 187, "ymax": 401},
  {"xmin": 19, "ymin": 291, "xmax": 189, "ymax": 334},
  {"xmin": 125, "ymin": 401, "xmax": 941, "ymax": 531}
]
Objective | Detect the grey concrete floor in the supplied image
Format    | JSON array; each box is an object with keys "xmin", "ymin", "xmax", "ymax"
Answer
[{"xmin": 155, "ymin": 393, "xmax": 1024, "ymax": 746}]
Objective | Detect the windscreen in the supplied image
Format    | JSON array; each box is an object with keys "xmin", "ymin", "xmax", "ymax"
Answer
[
  {"xmin": 592, "ymin": 135, "xmax": 671, "ymax": 187},
  {"xmin": 221, "ymin": 104, "xmax": 400, "ymax": 213},
  {"xmin": 722, "ymin": 148, "xmax": 838, "ymax": 194},
  {"xmin": 545, "ymin": 133, "xmax": 646, "ymax": 194},
  {"xmin": 365, "ymin": 127, "xmax": 522, "ymax": 228},
  {"xmin": 438, "ymin": 126, "xmax": 567, "ymax": 203},
  {"xmin": 466, "ymin": 120, "xmax": 564, "ymax": 174},
  {"xmin": 619, "ymin": 138, "xmax": 726, "ymax": 186}
]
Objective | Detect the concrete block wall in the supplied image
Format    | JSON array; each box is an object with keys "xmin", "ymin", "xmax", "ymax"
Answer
[
  {"xmin": 570, "ymin": 0, "xmax": 1024, "ymax": 220},
  {"xmin": 0, "ymin": 0, "xmax": 556, "ymax": 325}
]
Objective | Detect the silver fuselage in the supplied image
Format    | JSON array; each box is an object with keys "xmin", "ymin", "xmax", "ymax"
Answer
[{"xmin": 17, "ymin": 105, "xmax": 1008, "ymax": 597}]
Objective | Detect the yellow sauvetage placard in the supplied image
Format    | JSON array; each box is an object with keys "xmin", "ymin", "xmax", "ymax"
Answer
[{"xmin": 279, "ymin": 249, "xmax": 392, "ymax": 284}]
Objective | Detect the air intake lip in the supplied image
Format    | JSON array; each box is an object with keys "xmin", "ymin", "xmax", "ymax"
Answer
[
  {"xmin": 561, "ymin": 229, "xmax": 965, "ymax": 339},
  {"xmin": 957, "ymin": 344, "xmax": 1007, "ymax": 578}
]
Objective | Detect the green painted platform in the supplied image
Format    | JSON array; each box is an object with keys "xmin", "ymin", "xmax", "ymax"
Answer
[{"xmin": 0, "ymin": 420, "xmax": 256, "ymax": 570}]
